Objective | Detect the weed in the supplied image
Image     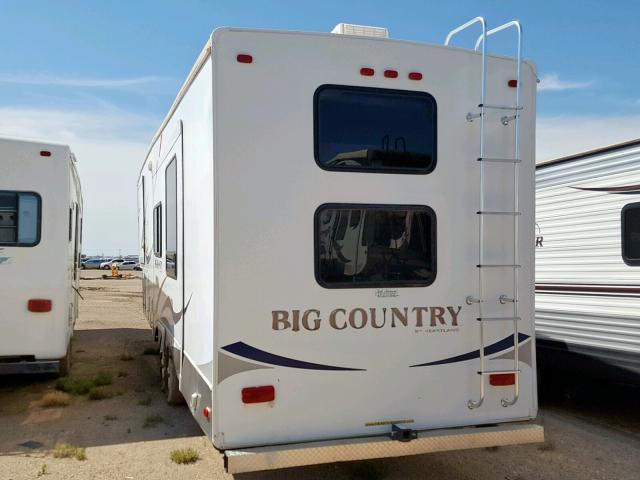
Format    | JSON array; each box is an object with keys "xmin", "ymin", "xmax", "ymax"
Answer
[
  {"xmin": 41, "ymin": 392, "xmax": 71, "ymax": 408},
  {"xmin": 169, "ymin": 448, "xmax": 199, "ymax": 464},
  {"xmin": 52, "ymin": 443, "xmax": 86, "ymax": 461},
  {"xmin": 88, "ymin": 387, "xmax": 114, "ymax": 400},
  {"xmin": 55, "ymin": 377, "xmax": 94, "ymax": 396},
  {"xmin": 103, "ymin": 414, "xmax": 118, "ymax": 421},
  {"xmin": 137, "ymin": 396, "xmax": 152, "ymax": 406},
  {"xmin": 93, "ymin": 372, "xmax": 113, "ymax": 386},
  {"xmin": 143, "ymin": 413, "xmax": 164, "ymax": 428},
  {"xmin": 36, "ymin": 463, "xmax": 49, "ymax": 476}
]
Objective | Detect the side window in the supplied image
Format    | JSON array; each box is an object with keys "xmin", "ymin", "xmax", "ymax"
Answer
[
  {"xmin": 0, "ymin": 191, "xmax": 41, "ymax": 247},
  {"xmin": 315, "ymin": 204, "xmax": 436, "ymax": 288},
  {"xmin": 314, "ymin": 85, "xmax": 437, "ymax": 174},
  {"xmin": 622, "ymin": 202, "xmax": 640, "ymax": 265},
  {"xmin": 153, "ymin": 203, "xmax": 162, "ymax": 257},
  {"xmin": 68, "ymin": 207, "xmax": 73, "ymax": 242},
  {"xmin": 141, "ymin": 175, "xmax": 146, "ymax": 258},
  {"xmin": 165, "ymin": 157, "xmax": 178, "ymax": 279}
]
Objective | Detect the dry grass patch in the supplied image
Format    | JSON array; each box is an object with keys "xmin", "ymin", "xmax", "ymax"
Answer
[
  {"xmin": 41, "ymin": 391, "xmax": 71, "ymax": 408},
  {"xmin": 52, "ymin": 443, "xmax": 86, "ymax": 461},
  {"xmin": 169, "ymin": 448, "xmax": 199, "ymax": 464},
  {"xmin": 88, "ymin": 387, "xmax": 114, "ymax": 400}
]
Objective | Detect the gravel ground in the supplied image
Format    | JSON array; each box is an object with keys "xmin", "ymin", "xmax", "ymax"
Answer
[{"xmin": 0, "ymin": 271, "xmax": 638, "ymax": 479}]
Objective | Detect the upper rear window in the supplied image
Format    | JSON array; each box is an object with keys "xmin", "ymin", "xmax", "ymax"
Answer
[
  {"xmin": 0, "ymin": 191, "xmax": 41, "ymax": 247},
  {"xmin": 314, "ymin": 85, "xmax": 437, "ymax": 174},
  {"xmin": 622, "ymin": 202, "xmax": 640, "ymax": 265}
]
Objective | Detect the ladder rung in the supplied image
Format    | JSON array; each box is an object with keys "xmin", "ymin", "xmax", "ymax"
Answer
[
  {"xmin": 476, "ymin": 317, "xmax": 521, "ymax": 322},
  {"xmin": 477, "ymin": 211, "xmax": 521, "ymax": 216},
  {"xmin": 478, "ymin": 369, "xmax": 521, "ymax": 376},
  {"xmin": 479, "ymin": 104, "xmax": 523, "ymax": 111},
  {"xmin": 477, "ymin": 264, "xmax": 521, "ymax": 268},
  {"xmin": 477, "ymin": 157, "xmax": 522, "ymax": 164}
]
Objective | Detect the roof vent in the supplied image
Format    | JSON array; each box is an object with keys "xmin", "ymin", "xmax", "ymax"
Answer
[{"xmin": 331, "ymin": 23, "xmax": 389, "ymax": 38}]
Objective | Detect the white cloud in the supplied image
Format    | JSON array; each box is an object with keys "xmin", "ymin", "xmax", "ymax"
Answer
[
  {"xmin": 0, "ymin": 74, "xmax": 167, "ymax": 89},
  {"xmin": 537, "ymin": 115, "xmax": 640, "ymax": 163},
  {"xmin": 538, "ymin": 73, "xmax": 592, "ymax": 92},
  {"xmin": 0, "ymin": 107, "xmax": 159, "ymax": 256}
]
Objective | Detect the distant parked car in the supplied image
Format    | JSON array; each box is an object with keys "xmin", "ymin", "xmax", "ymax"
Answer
[
  {"xmin": 100, "ymin": 258, "xmax": 123, "ymax": 270},
  {"xmin": 82, "ymin": 258, "xmax": 106, "ymax": 269},
  {"xmin": 117, "ymin": 260, "xmax": 138, "ymax": 270}
]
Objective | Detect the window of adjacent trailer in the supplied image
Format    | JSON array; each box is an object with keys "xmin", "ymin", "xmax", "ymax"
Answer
[
  {"xmin": 315, "ymin": 205, "xmax": 436, "ymax": 287},
  {"xmin": 622, "ymin": 203, "xmax": 640, "ymax": 265},
  {"xmin": 0, "ymin": 191, "xmax": 41, "ymax": 246},
  {"xmin": 153, "ymin": 203, "xmax": 162, "ymax": 257},
  {"xmin": 314, "ymin": 86, "xmax": 437, "ymax": 173},
  {"xmin": 165, "ymin": 158, "xmax": 177, "ymax": 279}
]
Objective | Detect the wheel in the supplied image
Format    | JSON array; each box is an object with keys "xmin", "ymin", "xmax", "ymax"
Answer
[
  {"xmin": 166, "ymin": 355, "xmax": 183, "ymax": 405},
  {"xmin": 159, "ymin": 337, "xmax": 168, "ymax": 393},
  {"xmin": 58, "ymin": 341, "xmax": 72, "ymax": 377}
]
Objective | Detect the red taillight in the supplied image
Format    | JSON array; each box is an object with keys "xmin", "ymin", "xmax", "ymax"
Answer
[
  {"xmin": 360, "ymin": 67, "xmax": 375, "ymax": 77},
  {"xmin": 242, "ymin": 385, "xmax": 275, "ymax": 404},
  {"xmin": 508, "ymin": 79, "xmax": 518, "ymax": 88},
  {"xmin": 40, "ymin": 151, "xmax": 51, "ymax": 157},
  {"xmin": 203, "ymin": 406, "xmax": 211, "ymax": 420},
  {"xmin": 384, "ymin": 69, "xmax": 398, "ymax": 78},
  {"xmin": 490, "ymin": 373, "xmax": 516, "ymax": 386},
  {"xmin": 28, "ymin": 299, "xmax": 52, "ymax": 313},
  {"xmin": 236, "ymin": 54, "xmax": 253, "ymax": 64},
  {"xmin": 408, "ymin": 72, "xmax": 423, "ymax": 81}
]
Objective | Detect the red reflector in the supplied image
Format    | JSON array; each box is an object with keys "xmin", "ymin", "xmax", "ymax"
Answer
[
  {"xmin": 408, "ymin": 72, "xmax": 423, "ymax": 81},
  {"xmin": 203, "ymin": 406, "xmax": 211, "ymax": 420},
  {"xmin": 508, "ymin": 79, "xmax": 518, "ymax": 88},
  {"xmin": 28, "ymin": 299, "xmax": 52, "ymax": 313},
  {"xmin": 490, "ymin": 373, "xmax": 516, "ymax": 386},
  {"xmin": 236, "ymin": 54, "xmax": 253, "ymax": 64},
  {"xmin": 384, "ymin": 69, "xmax": 398, "ymax": 78},
  {"xmin": 242, "ymin": 385, "xmax": 275, "ymax": 404},
  {"xmin": 40, "ymin": 151, "xmax": 51, "ymax": 157},
  {"xmin": 360, "ymin": 67, "xmax": 375, "ymax": 77}
]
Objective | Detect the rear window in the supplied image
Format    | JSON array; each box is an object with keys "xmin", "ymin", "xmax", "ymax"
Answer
[
  {"xmin": 315, "ymin": 204, "xmax": 436, "ymax": 288},
  {"xmin": 622, "ymin": 202, "xmax": 640, "ymax": 265},
  {"xmin": 0, "ymin": 191, "xmax": 41, "ymax": 247},
  {"xmin": 314, "ymin": 85, "xmax": 437, "ymax": 174}
]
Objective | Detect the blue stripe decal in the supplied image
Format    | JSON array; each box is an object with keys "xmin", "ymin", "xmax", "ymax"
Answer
[
  {"xmin": 221, "ymin": 342, "xmax": 365, "ymax": 371},
  {"xmin": 410, "ymin": 333, "xmax": 530, "ymax": 368}
]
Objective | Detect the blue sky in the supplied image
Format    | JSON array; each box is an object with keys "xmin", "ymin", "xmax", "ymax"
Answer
[{"xmin": 1, "ymin": 1, "xmax": 639, "ymax": 254}]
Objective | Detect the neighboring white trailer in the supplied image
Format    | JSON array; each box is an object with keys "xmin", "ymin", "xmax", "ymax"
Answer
[
  {"xmin": 138, "ymin": 19, "xmax": 542, "ymax": 473},
  {"xmin": 536, "ymin": 139, "xmax": 640, "ymax": 379},
  {"xmin": 0, "ymin": 137, "xmax": 83, "ymax": 375}
]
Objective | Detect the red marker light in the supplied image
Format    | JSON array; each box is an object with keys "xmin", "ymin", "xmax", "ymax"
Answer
[
  {"xmin": 236, "ymin": 54, "xmax": 253, "ymax": 64},
  {"xmin": 203, "ymin": 406, "xmax": 211, "ymax": 420},
  {"xmin": 384, "ymin": 69, "xmax": 398, "ymax": 78},
  {"xmin": 242, "ymin": 385, "xmax": 275, "ymax": 404},
  {"xmin": 490, "ymin": 373, "xmax": 516, "ymax": 386},
  {"xmin": 40, "ymin": 151, "xmax": 51, "ymax": 157},
  {"xmin": 28, "ymin": 299, "xmax": 52, "ymax": 313},
  {"xmin": 360, "ymin": 67, "xmax": 375, "ymax": 77},
  {"xmin": 408, "ymin": 72, "xmax": 423, "ymax": 81},
  {"xmin": 508, "ymin": 79, "xmax": 518, "ymax": 88}
]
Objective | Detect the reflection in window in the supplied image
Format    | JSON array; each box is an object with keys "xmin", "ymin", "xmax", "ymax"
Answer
[
  {"xmin": 315, "ymin": 85, "xmax": 437, "ymax": 173},
  {"xmin": 316, "ymin": 205, "xmax": 436, "ymax": 287},
  {"xmin": 0, "ymin": 191, "xmax": 40, "ymax": 246}
]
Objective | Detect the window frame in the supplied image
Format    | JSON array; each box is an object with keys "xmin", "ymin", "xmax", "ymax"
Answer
[
  {"xmin": 165, "ymin": 156, "xmax": 178, "ymax": 279},
  {"xmin": 0, "ymin": 190, "xmax": 42, "ymax": 247},
  {"xmin": 621, "ymin": 201, "xmax": 640, "ymax": 266},
  {"xmin": 153, "ymin": 202, "xmax": 162, "ymax": 258},
  {"xmin": 313, "ymin": 84, "xmax": 438, "ymax": 175},
  {"xmin": 314, "ymin": 203, "xmax": 437, "ymax": 289}
]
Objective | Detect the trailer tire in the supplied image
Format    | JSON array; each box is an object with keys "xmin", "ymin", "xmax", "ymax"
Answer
[{"xmin": 166, "ymin": 356, "xmax": 183, "ymax": 405}]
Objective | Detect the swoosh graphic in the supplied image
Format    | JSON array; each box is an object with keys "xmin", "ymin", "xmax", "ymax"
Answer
[
  {"xmin": 573, "ymin": 185, "xmax": 640, "ymax": 194},
  {"xmin": 410, "ymin": 333, "xmax": 530, "ymax": 367},
  {"xmin": 221, "ymin": 342, "xmax": 365, "ymax": 371}
]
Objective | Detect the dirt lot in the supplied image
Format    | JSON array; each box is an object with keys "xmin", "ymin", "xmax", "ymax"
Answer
[{"xmin": 0, "ymin": 271, "xmax": 639, "ymax": 479}]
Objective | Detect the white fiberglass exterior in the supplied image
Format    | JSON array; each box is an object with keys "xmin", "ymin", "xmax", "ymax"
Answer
[
  {"xmin": 536, "ymin": 142, "xmax": 640, "ymax": 374},
  {"xmin": 139, "ymin": 26, "xmax": 538, "ymax": 460},
  {"xmin": 0, "ymin": 137, "xmax": 82, "ymax": 371}
]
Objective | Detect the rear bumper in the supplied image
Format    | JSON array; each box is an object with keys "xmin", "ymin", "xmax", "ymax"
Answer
[
  {"xmin": 224, "ymin": 422, "xmax": 543, "ymax": 474},
  {"xmin": 0, "ymin": 360, "xmax": 59, "ymax": 375}
]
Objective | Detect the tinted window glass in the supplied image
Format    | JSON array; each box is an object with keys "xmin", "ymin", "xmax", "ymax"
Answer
[
  {"xmin": 315, "ymin": 204, "xmax": 436, "ymax": 288},
  {"xmin": 622, "ymin": 202, "xmax": 640, "ymax": 265},
  {"xmin": 0, "ymin": 191, "xmax": 41, "ymax": 246},
  {"xmin": 165, "ymin": 157, "xmax": 177, "ymax": 279},
  {"xmin": 153, "ymin": 203, "xmax": 162, "ymax": 257},
  {"xmin": 314, "ymin": 85, "xmax": 437, "ymax": 174}
]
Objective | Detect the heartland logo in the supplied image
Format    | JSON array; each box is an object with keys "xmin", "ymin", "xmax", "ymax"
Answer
[{"xmin": 272, "ymin": 306, "xmax": 463, "ymax": 331}]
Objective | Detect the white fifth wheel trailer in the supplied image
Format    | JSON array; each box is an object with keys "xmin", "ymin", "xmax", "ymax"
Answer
[
  {"xmin": 0, "ymin": 137, "xmax": 83, "ymax": 375},
  {"xmin": 138, "ymin": 19, "xmax": 542, "ymax": 473},
  {"xmin": 536, "ymin": 139, "xmax": 640, "ymax": 380}
]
